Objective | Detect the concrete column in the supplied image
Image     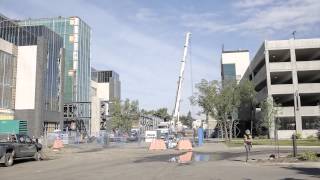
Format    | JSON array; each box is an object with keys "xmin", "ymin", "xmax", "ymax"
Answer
[
  {"xmin": 265, "ymin": 51, "xmax": 272, "ymax": 96},
  {"xmin": 264, "ymin": 43, "xmax": 275, "ymax": 138},
  {"xmin": 289, "ymin": 39, "xmax": 302, "ymax": 134},
  {"xmin": 34, "ymin": 38, "xmax": 48, "ymax": 137},
  {"xmin": 59, "ymin": 48, "xmax": 65, "ymax": 131}
]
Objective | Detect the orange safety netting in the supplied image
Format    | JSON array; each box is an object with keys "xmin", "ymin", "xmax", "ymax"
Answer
[{"xmin": 149, "ymin": 139, "xmax": 166, "ymax": 150}]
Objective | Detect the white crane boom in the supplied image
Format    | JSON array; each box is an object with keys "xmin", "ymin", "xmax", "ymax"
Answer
[{"xmin": 172, "ymin": 32, "xmax": 191, "ymax": 127}]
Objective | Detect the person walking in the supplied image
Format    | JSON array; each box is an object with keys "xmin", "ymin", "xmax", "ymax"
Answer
[{"xmin": 244, "ymin": 129, "xmax": 252, "ymax": 162}]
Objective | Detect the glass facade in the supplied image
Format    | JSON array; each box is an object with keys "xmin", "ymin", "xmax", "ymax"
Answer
[
  {"xmin": 20, "ymin": 26, "xmax": 63, "ymax": 112},
  {"xmin": 0, "ymin": 50, "xmax": 16, "ymax": 109},
  {"xmin": 1, "ymin": 16, "xmax": 63, "ymax": 112},
  {"xmin": 19, "ymin": 17, "xmax": 91, "ymax": 117},
  {"xmin": 222, "ymin": 63, "xmax": 236, "ymax": 80}
]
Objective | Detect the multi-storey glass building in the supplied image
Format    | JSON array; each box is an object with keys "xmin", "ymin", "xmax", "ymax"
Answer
[
  {"xmin": 0, "ymin": 38, "xmax": 17, "ymax": 119},
  {"xmin": 0, "ymin": 14, "xmax": 64, "ymax": 136},
  {"xmin": 19, "ymin": 17, "xmax": 91, "ymax": 133},
  {"xmin": 19, "ymin": 17, "xmax": 91, "ymax": 106}
]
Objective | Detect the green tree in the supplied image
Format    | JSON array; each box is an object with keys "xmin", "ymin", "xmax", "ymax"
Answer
[
  {"xmin": 180, "ymin": 111, "xmax": 194, "ymax": 128},
  {"xmin": 190, "ymin": 79, "xmax": 218, "ymax": 126},
  {"xmin": 110, "ymin": 99, "xmax": 140, "ymax": 133},
  {"xmin": 239, "ymin": 79, "xmax": 257, "ymax": 134},
  {"xmin": 154, "ymin": 108, "xmax": 171, "ymax": 121},
  {"xmin": 140, "ymin": 107, "xmax": 171, "ymax": 121},
  {"xmin": 214, "ymin": 81, "xmax": 241, "ymax": 140},
  {"xmin": 260, "ymin": 97, "xmax": 280, "ymax": 138},
  {"xmin": 192, "ymin": 79, "xmax": 257, "ymax": 141}
]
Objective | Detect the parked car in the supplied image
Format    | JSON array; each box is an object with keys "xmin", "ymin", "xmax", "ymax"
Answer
[
  {"xmin": 0, "ymin": 134, "xmax": 42, "ymax": 167},
  {"xmin": 127, "ymin": 131, "xmax": 138, "ymax": 142}
]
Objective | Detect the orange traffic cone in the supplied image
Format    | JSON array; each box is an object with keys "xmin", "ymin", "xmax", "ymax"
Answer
[
  {"xmin": 177, "ymin": 139, "xmax": 193, "ymax": 151},
  {"xmin": 149, "ymin": 139, "xmax": 166, "ymax": 150},
  {"xmin": 52, "ymin": 137, "xmax": 64, "ymax": 151}
]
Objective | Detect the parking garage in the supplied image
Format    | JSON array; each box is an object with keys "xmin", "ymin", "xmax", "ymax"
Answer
[
  {"xmin": 241, "ymin": 39, "xmax": 320, "ymax": 138},
  {"xmin": 295, "ymin": 48, "xmax": 320, "ymax": 61},
  {"xmin": 271, "ymin": 71, "xmax": 292, "ymax": 85},
  {"xmin": 269, "ymin": 49, "xmax": 290, "ymax": 63}
]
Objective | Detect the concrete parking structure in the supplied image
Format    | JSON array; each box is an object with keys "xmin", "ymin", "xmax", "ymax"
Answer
[{"xmin": 241, "ymin": 38, "xmax": 320, "ymax": 139}]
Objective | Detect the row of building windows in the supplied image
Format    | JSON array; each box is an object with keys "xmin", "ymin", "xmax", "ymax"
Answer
[{"xmin": 277, "ymin": 117, "xmax": 320, "ymax": 130}]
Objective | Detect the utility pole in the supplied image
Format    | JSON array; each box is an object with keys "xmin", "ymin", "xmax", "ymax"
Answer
[{"xmin": 172, "ymin": 32, "xmax": 191, "ymax": 128}]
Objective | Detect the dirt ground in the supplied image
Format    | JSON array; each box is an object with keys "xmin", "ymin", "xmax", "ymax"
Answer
[{"xmin": 1, "ymin": 142, "xmax": 319, "ymax": 180}]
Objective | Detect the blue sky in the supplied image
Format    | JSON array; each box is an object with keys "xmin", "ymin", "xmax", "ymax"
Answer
[{"xmin": 1, "ymin": 0, "xmax": 320, "ymax": 116}]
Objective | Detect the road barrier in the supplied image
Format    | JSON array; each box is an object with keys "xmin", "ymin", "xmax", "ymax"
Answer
[
  {"xmin": 177, "ymin": 139, "xmax": 193, "ymax": 150},
  {"xmin": 149, "ymin": 139, "xmax": 166, "ymax": 150}
]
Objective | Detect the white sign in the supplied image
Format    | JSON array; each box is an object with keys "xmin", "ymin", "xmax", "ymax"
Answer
[{"xmin": 145, "ymin": 130, "xmax": 157, "ymax": 143}]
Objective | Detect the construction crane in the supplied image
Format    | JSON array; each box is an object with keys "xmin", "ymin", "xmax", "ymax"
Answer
[{"xmin": 171, "ymin": 32, "xmax": 191, "ymax": 131}]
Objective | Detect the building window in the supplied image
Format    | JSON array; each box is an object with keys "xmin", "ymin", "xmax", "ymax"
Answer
[
  {"xmin": 222, "ymin": 64, "xmax": 236, "ymax": 80},
  {"xmin": 43, "ymin": 122, "xmax": 59, "ymax": 133},
  {"xmin": 277, "ymin": 117, "xmax": 296, "ymax": 130},
  {"xmin": 302, "ymin": 116, "xmax": 320, "ymax": 130}
]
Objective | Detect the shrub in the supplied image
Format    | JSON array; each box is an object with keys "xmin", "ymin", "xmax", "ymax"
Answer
[
  {"xmin": 295, "ymin": 133, "xmax": 302, "ymax": 139},
  {"xmin": 306, "ymin": 135, "xmax": 316, "ymax": 140},
  {"xmin": 258, "ymin": 135, "xmax": 268, "ymax": 139},
  {"xmin": 300, "ymin": 151, "xmax": 318, "ymax": 161}
]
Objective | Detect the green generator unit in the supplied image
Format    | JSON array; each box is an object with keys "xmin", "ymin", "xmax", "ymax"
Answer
[{"xmin": 0, "ymin": 120, "xmax": 28, "ymax": 134}]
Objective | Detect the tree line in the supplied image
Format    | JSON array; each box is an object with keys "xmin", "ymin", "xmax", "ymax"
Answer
[
  {"xmin": 109, "ymin": 101, "xmax": 195, "ymax": 133},
  {"xmin": 191, "ymin": 79, "xmax": 278, "ymax": 141}
]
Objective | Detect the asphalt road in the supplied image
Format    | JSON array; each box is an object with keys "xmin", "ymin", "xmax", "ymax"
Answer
[{"xmin": 0, "ymin": 143, "xmax": 319, "ymax": 180}]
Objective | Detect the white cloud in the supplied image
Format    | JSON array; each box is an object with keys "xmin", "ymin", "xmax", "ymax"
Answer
[
  {"xmin": 233, "ymin": 0, "xmax": 276, "ymax": 8},
  {"xmin": 182, "ymin": 0, "xmax": 320, "ymax": 36},
  {"xmin": 134, "ymin": 8, "xmax": 159, "ymax": 22}
]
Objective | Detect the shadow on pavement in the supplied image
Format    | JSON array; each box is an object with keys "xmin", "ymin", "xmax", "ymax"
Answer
[
  {"xmin": 0, "ymin": 158, "xmax": 52, "ymax": 167},
  {"xmin": 282, "ymin": 167, "xmax": 320, "ymax": 179}
]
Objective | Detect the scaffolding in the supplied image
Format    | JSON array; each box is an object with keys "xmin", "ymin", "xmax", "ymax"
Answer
[{"xmin": 63, "ymin": 102, "xmax": 91, "ymax": 136}]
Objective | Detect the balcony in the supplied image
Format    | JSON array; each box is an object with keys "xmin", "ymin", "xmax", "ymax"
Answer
[{"xmin": 270, "ymin": 84, "xmax": 294, "ymax": 94}]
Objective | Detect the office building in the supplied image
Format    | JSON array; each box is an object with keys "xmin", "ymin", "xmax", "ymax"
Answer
[
  {"xmin": 0, "ymin": 15, "xmax": 64, "ymax": 137},
  {"xmin": 241, "ymin": 38, "xmax": 320, "ymax": 139},
  {"xmin": 90, "ymin": 69, "xmax": 121, "ymax": 135},
  {"xmin": 221, "ymin": 49, "xmax": 250, "ymax": 82},
  {"xmin": 19, "ymin": 17, "xmax": 91, "ymax": 131},
  {"xmin": 0, "ymin": 37, "xmax": 17, "ymax": 120}
]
